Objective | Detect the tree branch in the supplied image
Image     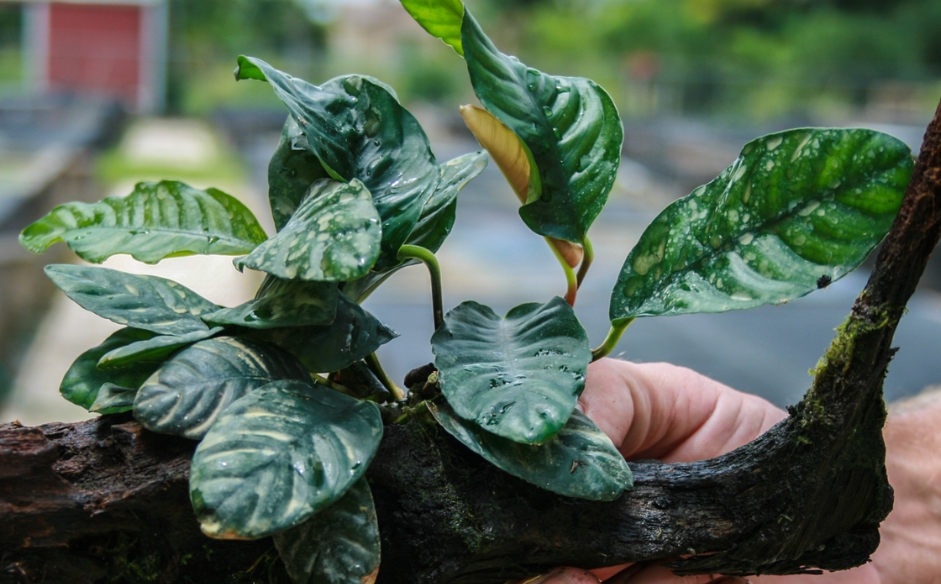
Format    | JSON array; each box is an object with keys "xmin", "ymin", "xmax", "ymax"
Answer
[{"xmin": 3, "ymin": 100, "xmax": 941, "ymax": 583}]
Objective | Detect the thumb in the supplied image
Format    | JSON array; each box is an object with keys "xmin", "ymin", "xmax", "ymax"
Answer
[
  {"xmin": 521, "ymin": 568, "xmax": 601, "ymax": 584},
  {"xmin": 579, "ymin": 359, "xmax": 786, "ymax": 463}
]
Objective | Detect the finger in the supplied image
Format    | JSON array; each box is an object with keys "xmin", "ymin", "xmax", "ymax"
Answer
[
  {"xmin": 520, "ymin": 567, "xmax": 601, "ymax": 584},
  {"xmin": 606, "ymin": 565, "xmax": 751, "ymax": 584},
  {"xmin": 590, "ymin": 563, "xmax": 632, "ymax": 580},
  {"xmin": 579, "ymin": 359, "xmax": 786, "ymax": 462}
]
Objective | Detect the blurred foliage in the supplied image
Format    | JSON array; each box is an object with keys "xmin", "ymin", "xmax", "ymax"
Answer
[
  {"xmin": 509, "ymin": 0, "xmax": 941, "ymax": 119},
  {"xmin": 0, "ymin": 4, "xmax": 21, "ymax": 88},
  {"xmin": 167, "ymin": 0, "xmax": 328, "ymax": 114},
  {"xmin": 0, "ymin": 0, "xmax": 933, "ymax": 119},
  {"xmin": 0, "ymin": 4, "xmax": 20, "ymax": 48}
]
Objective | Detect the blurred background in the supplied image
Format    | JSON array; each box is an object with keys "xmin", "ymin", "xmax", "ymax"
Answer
[{"xmin": 1, "ymin": 0, "xmax": 940, "ymax": 424}]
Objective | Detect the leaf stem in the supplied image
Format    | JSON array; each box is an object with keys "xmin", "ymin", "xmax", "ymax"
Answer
[
  {"xmin": 576, "ymin": 236, "xmax": 594, "ymax": 288},
  {"xmin": 547, "ymin": 237, "xmax": 579, "ymax": 306},
  {"xmin": 397, "ymin": 245, "xmax": 444, "ymax": 330},
  {"xmin": 365, "ymin": 352, "xmax": 406, "ymax": 401},
  {"xmin": 310, "ymin": 373, "xmax": 357, "ymax": 397},
  {"xmin": 591, "ymin": 318, "xmax": 634, "ymax": 361}
]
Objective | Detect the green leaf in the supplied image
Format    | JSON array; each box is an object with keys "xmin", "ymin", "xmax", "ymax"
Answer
[
  {"xmin": 273, "ymin": 478, "xmax": 380, "ymax": 584},
  {"xmin": 45, "ymin": 264, "xmax": 219, "ymax": 335},
  {"xmin": 203, "ymin": 278, "xmax": 338, "ymax": 330},
  {"xmin": 134, "ymin": 337, "xmax": 310, "ymax": 440},
  {"xmin": 430, "ymin": 402, "xmax": 632, "ymax": 501},
  {"xmin": 236, "ymin": 178, "xmax": 381, "ymax": 282},
  {"xmin": 609, "ymin": 128, "xmax": 913, "ymax": 323},
  {"xmin": 98, "ymin": 327, "xmax": 224, "ymax": 369},
  {"xmin": 461, "ymin": 9, "xmax": 622, "ymax": 244},
  {"xmin": 189, "ymin": 379, "xmax": 383, "ymax": 539},
  {"xmin": 405, "ymin": 150, "xmax": 488, "ymax": 253},
  {"xmin": 20, "ymin": 180, "xmax": 268, "ymax": 264},
  {"xmin": 340, "ymin": 150, "xmax": 488, "ymax": 302},
  {"xmin": 268, "ymin": 116, "xmax": 331, "ymax": 231},
  {"xmin": 235, "ymin": 56, "xmax": 439, "ymax": 267},
  {"xmin": 400, "ymin": 0, "xmax": 465, "ymax": 56},
  {"xmin": 340, "ymin": 267, "xmax": 407, "ymax": 304},
  {"xmin": 253, "ymin": 293, "xmax": 398, "ymax": 373},
  {"xmin": 431, "ymin": 298, "xmax": 590, "ymax": 444},
  {"xmin": 60, "ymin": 328, "xmax": 163, "ymax": 412},
  {"xmin": 89, "ymin": 383, "xmax": 137, "ymax": 414}
]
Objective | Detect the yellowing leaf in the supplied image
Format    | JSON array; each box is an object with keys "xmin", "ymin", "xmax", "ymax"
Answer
[
  {"xmin": 460, "ymin": 104, "xmax": 530, "ymax": 204},
  {"xmin": 460, "ymin": 105, "xmax": 583, "ymax": 268}
]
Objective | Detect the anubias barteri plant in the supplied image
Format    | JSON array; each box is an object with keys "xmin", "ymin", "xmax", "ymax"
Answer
[{"xmin": 19, "ymin": 0, "xmax": 913, "ymax": 582}]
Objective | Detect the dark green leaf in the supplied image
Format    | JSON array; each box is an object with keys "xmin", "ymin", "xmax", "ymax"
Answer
[
  {"xmin": 45, "ymin": 264, "xmax": 219, "ymax": 335},
  {"xmin": 431, "ymin": 298, "xmax": 590, "ymax": 444},
  {"xmin": 268, "ymin": 116, "xmax": 331, "ymax": 231},
  {"xmin": 133, "ymin": 337, "xmax": 310, "ymax": 440},
  {"xmin": 609, "ymin": 128, "xmax": 913, "ymax": 323},
  {"xmin": 461, "ymin": 9, "xmax": 622, "ymax": 244},
  {"xmin": 60, "ymin": 328, "xmax": 162, "ymax": 412},
  {"xmin": 405, "ymin": 150, "xmax": 488, "ymax": 253},
  {"xmin": 253, "ymin": 293, "xmax": 398, "ymax": 373},
  {"xmin": 189, "ymin": 379, "xmax": 383, "ymax": 539},
  {"xmin": 236, "ymin": 56, "xmax": 439, "ymax": 267},
  {"xmin": 399, "ymin": 0, "xmax": 465, "ymax": 56},
  {"xmin": 430, "ymin": 401, "xmax": 632, "ymax": 501},
  {"xmin": 20, "ymin": 180, "xmax": 268, "ymax": 263},
  {"xmin": 98, "ymin": 327, "xmax": 224, "ymax": 369},
  {"xmin": 203, "ymin": 278, "xmax": 338, "ymax": 329},
  {"xmin": 340, "ymin": 266, "xmax": 409, "ymax": 304},
  {"xmin": 340, "ymin": 150, "xmax": 487, "ymax": 302},
  {"xmin": 89, "ymin": 383, "xmax": 137, "ymax": 413},
  {"xmin": 236, "ymin": 178, "xmax": 381, "ymax": 281},
  {"xmin": 274, "ymin": 478, "xmax": 380, "ymax": 584}
]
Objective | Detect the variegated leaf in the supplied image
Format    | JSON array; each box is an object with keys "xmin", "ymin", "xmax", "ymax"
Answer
[
  {"xmin": 431, "ymin": 402, "xmax": 632, "ymax": 501},
  {"xmin": 236, "ymin": 178, "xmax": 381, "ymax": 282},
  {"xmin": 274, "ymin": 478, "xmax": 381, "ymax": 584},
  {"xmin": 45, "ymin": 264, "xmax": 219, "ymax": 335},
  {"xmin": 133, "ymin": 337, "xmax": 310, "ymax": 440},
  {"xmin": 203, "ymin": 278, "xmax": 338, "ymax": 329},
  {"xmin": 189, "ymin": 380, "xmax": 384, "ymax": 539},
  {"xmin": 20, "ymin": 180, "xmax": 267, "ymax": 264}
]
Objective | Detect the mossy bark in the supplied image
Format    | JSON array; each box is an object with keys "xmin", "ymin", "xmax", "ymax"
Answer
[{"xmin": 3, "ymin": 100, "xmax": 941, "ymax": 583}]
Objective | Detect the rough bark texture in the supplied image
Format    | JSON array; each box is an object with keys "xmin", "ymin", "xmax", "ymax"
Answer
[{"xmin": 3, "ymin": 101, "xmax": 941, "ymax": 583}]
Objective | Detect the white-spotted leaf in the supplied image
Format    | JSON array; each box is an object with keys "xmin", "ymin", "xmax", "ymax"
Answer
[
  {"xmin": 236, "ymin": 57, "xmax": 439, "ymax": 268},
  {"xmin": 98, "ymin": 327, "xmax": 224, "ymax": 369},
  {"xmin": 189, "ymin": 380, "xmax": 383, "ymax": 539},
  {"xmin": 430, "ymin": 402, "xmax": 632, "ymax": 501},
  {"xmin": 431, "ymin": 298, "xmax": 590, "ymax": 444},
  {"xmin": 133, "ymin": 337, "xmax": 310, "ymax": 440},
  {"xmin": 252, "ymin": 293, "xmax": 397, "ymax": 373},
  {"xmin": 236, "ymin": 178, "xmax": 381, "ymax": 282},
  {"xmin": 460, "ymin": 9, "xmax": 622, "ymax": 244},
  {"xmin": 45, "ymin": 264, "xmax": 219, "ymax": 335},
  {"xmin": 268, "ymin": 116, "xmax": 331, "ymax": 231},
  {"xmin": 20, "ymin": 180, "xmax": 267, "ymax": 264},
  {"xmin": 274, "ymin": 478, "xmax": 381, "ymax": 584},
  {"xmin": 202, "ymin": 278, "xmax": 338, "ymax": 329},
  {"xmin": 610, "ymin": 128, "xmax": 913, "ymax": 323}
]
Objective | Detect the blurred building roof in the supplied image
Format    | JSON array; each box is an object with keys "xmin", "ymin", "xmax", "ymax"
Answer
[{"xmin": 21, "ymin": 0, "xmax": 167, "ymax": 113}]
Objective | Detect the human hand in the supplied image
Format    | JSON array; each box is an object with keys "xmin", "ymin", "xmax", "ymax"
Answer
[{"xmin": 522, "ymin": 358, "xmax": 941, "ymax": 584}]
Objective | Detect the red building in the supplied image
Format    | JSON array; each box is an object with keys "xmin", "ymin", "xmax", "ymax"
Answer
[{"xmin": 22, "ymin": 0, "xmax": 167, "ymax": 112}]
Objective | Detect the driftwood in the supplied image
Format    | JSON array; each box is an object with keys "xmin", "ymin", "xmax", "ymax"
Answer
[{"xmin": 3, "ymin": 99, "xmax": 941, "ymax": 584}]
